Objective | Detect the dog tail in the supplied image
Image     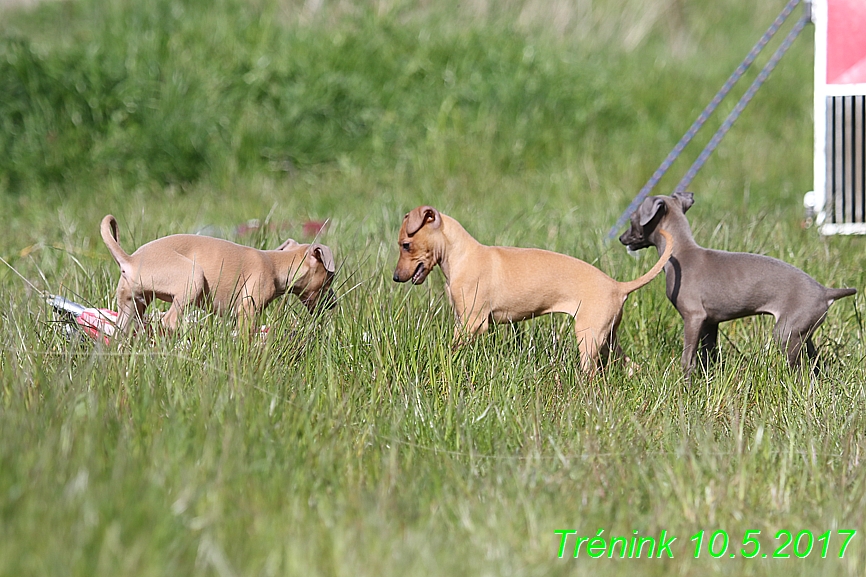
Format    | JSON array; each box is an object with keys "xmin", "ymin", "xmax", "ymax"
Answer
[
  {"xmin": 826, "ymin": 286, "xmax": 856, "ymax": 305},
  {"xmin": 619, "ymin": 228, "xmax": 673, "ymax": 295},
  {"xmin": 100, "ymin": 215, "xmax": 131, "ymax": 268}
]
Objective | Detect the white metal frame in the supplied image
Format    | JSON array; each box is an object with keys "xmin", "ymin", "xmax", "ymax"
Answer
[{"xmin": 810, "ymin": 0, "xmax": 866, "ymax": 235}]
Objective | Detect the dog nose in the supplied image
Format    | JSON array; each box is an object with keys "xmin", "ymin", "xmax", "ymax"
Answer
[{"xmin": 392, "ymin": 272, "xmax": 400, "ymax": 282}]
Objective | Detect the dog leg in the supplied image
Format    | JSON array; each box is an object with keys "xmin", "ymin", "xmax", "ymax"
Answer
[
  {"xmin": 161, "ymin": 266, "xmax": 206, "ymax": 332},
  {"xmin": 115, "ymin": 301, "xmax": 144, "ymax": 335},
  {"xmin": 681, "ymin": 315, "xmax": 708, "ymax": 380},
  {"xmin": 574, "ymin": 331, "xmax": 600, "ymax": 376},
  {"xmin": 773, "ymin": 312, "xmax": 824, "ymax": 370},
  {"xmin": 452, "ymin": 310, "xmax": 490, "ymax": 348},
  {"xmin": 606, "ymin": 314, "xmax": 641, "ymax": 375},
  {"xmin": 773, "ymin": 325, "xmax": 807, "ymax": 369},
  {"xmin": 160, "ymin": 300, "xmax": 184, "ymax": 332},
  {"xmin": 114, "ymin": 281, "xmax": 148, "ymax": 335},
  {"xmin": 236, "ymin": 296, "xmax": 261, "ymax": 337},
  {"xmin": 697, "ymin": 323, "xmax": 720, "ymax": 370},
  {"xmin": 803, "ymin": 337, "xmax": 819, "ymax": 374},
  {"xmin": 449, "ymin": 289, "xmax": 491, "ymax": 348},
  {"xmin": 574, "ymin": 312, "xmax": 616, "ymax": 377}
]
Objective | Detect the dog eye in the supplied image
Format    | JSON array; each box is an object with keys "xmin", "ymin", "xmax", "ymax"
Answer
[{"xmin": 402, "ymin": 242, "xmax": 411, "ymax": 251}]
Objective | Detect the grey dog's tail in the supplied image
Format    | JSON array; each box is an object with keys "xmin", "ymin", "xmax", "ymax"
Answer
[
  {"xmin": 619, "ymin": 228, "xmax": 674, "ymax": 295},
  {"xmin": 100, "ymin": 215, "xmax": 131, "ymax": 268},
  {"xmin": 826, "ymin": 287, "xmax": 857, "ymax": 305}
]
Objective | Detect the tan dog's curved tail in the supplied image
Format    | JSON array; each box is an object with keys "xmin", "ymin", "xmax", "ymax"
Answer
[
  {"xmin": 618, "ymin": 229, "xmax": 673, "ymax": 295},
  {"xmin": 100, "ymin": 215, "xmax": 131, "ymax": 269}
]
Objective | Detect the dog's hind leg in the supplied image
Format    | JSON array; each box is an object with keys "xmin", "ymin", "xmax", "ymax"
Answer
[
  {"xmin": 573, "ymin": 310, "xmax": 617, "ymax": 377},
  {"xmin": 161, "ymin": 266, "xmax": 206, "ymax": 332},
  {"xmin": 775, "ymin": 327, "xmax": 816, "ymax": 371},
  {"xmin": 575, "ymin": 331, "xmax": 601, "ymax": 377},
  {"xmin": 773, "ymin": 313, "xmax": 823, "ymax": 370},
  {"xmin": 697, "ymin": 323, "xmax": 720, "ymax": 370},
  {"xmin": 114, "ymin": 279, "xmax": 148, "ymax": 335},
  {"xmin": 236, "ymin": 296, "xmax": 261, "ymax": 336},
  {"xmin": 781, "ymin": 332, "xmax": 807, "ymax": 369}
]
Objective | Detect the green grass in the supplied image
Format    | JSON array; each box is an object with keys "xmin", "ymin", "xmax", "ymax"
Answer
[{"xmin": 1, "ymin": 0, "xmax": 865, "ymax": 575}]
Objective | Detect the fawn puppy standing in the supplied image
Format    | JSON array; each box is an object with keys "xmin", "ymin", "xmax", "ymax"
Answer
[
  {"xmin": 101, "ymin": 215, "xmax": 336, "ymax": 335},
  {"xmin": 393, "ymin": 205, "xmax": 673, "ymax": 376}
]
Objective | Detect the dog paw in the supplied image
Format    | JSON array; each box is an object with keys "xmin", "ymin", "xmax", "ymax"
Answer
[{"xmin": 623, "ymin": 355, "xmax": 642, "ymax": 377}]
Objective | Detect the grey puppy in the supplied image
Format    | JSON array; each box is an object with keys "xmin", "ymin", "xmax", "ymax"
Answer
[{"xmin": 619, "ymin": 192, "xmax": 856, "ymax": 378}]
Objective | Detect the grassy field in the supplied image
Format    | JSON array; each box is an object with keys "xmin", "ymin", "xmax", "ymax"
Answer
[{"xmin": 1, "ymin": 0, "xmax": 865, "ymax": 575}]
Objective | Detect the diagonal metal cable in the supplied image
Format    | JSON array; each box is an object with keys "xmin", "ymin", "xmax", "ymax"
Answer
[
  {"xmin": 673, "ymin": 14, "xmax": 809, "ymax": 194},
  {"xmin": 606, "ymin": 0, "xmax": 803, "ymax": 239}
]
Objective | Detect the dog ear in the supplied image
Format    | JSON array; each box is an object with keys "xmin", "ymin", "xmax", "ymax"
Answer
[
  {"xmin": 276, "ymin": 238, "xmax": 300, "ymax": 251},
  {"xmin": 404, "ymin": 206, "xmax": 441, "ymax": 236},
  {"xmin": 672, "ymin": 191, "xmax": 694, "ymax": 213},
  {"xmin": 639, "ymin": 197, "xmax": 666, "ymax": 227},
  {"xmin": 311, "ymin": 244, "xmax": 335, "ymax": 273}
]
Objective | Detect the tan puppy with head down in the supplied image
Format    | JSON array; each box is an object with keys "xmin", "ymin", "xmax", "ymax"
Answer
[
  {"xmin": 393, "ymin": 206, "xmax": 672, "ymax": 376},
  {"xmin": 101, "ymin": 215, "xmax": 336, "ymax": 335}
]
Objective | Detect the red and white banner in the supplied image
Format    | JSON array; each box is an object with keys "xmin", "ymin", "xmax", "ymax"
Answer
[{"xmin": 825, "ymin": 0, "xmax": 866, "ymax": 85}]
